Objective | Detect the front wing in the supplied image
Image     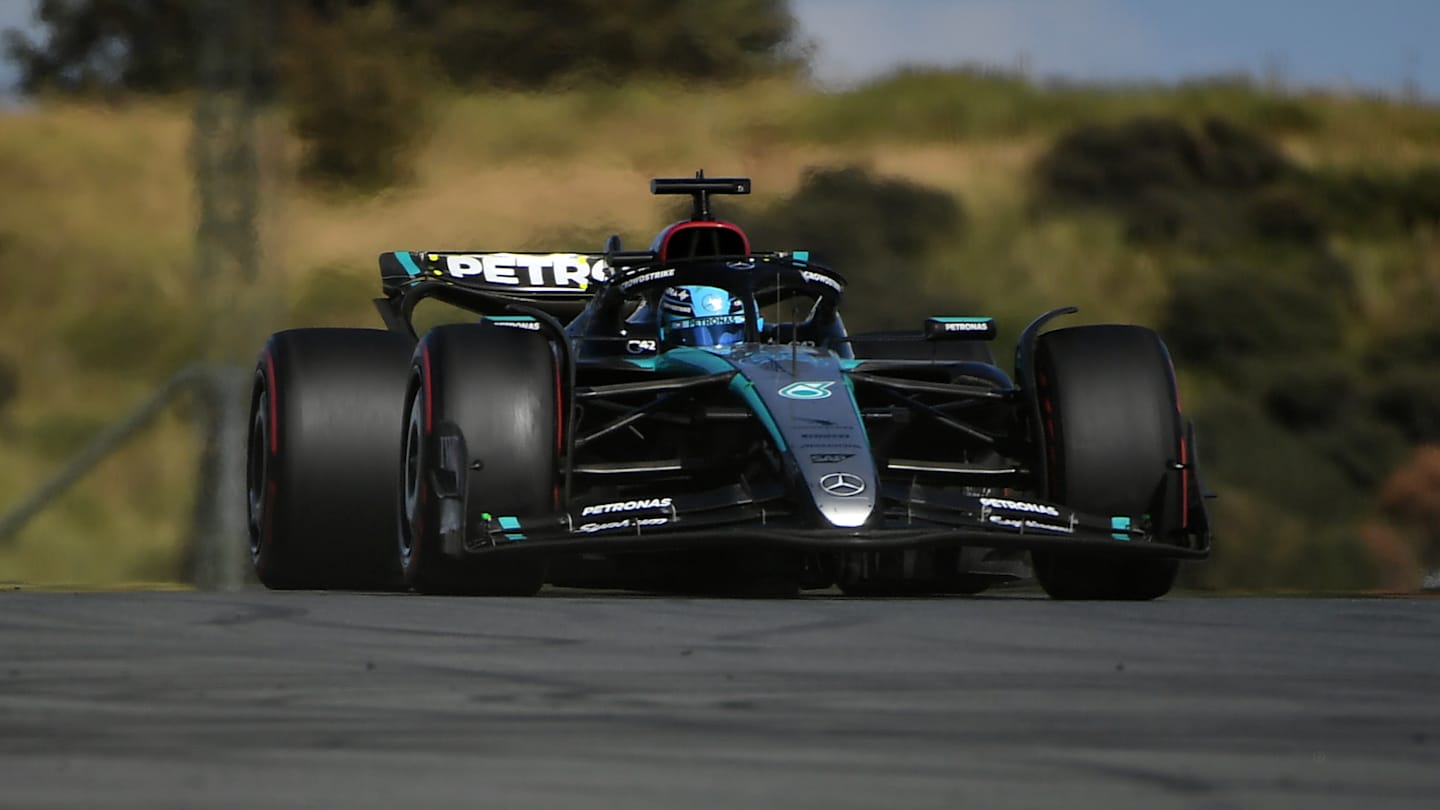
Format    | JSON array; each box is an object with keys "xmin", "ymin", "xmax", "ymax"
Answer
[{"xmin": 470, "ymin": 482, "xmax": 1211, "ymax": 561}]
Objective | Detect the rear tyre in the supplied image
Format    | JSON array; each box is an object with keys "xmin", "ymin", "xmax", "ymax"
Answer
[
  {"xmin": 399, "ymin": 324, "xmax": 554, "ymax": 596},
  {"xmin": 1029, "ymin": 325, "xmax": 1184, "ymax": 601},
  {"xmin": 248, "ymin": 328, "xmax": 413, "ymax": 590}
]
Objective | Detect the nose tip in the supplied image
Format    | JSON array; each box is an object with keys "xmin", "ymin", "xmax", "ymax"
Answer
[{"xmin": 817, "ymin": 497, "xmax": 874, "ymax": 528}]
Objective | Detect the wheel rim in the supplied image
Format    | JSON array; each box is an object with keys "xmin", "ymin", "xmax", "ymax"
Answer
[
  {"xmin": 246, "ymin": 390, "xmax": 269, "ymax": 561},
  {"xmin": 400, "ymin": 388, "xmax": 425, "ymax": 565}
]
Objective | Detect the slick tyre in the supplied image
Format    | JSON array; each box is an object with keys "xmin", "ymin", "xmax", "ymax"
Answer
[
  {"xmin": 399, "ymin": 324, "xmax": 555, "ymax": 596},
  {"xmin": 1030, "ymin": 325, "xmax": 1184, "ymax": 601},
  {"xmin": 248, "ymin": 328, "xmax": 414, "ymax": 590}
]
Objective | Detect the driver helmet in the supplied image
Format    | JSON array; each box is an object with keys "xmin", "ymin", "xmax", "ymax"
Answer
[{"xmin": 658, "ymin": 285, "xmax": 751, "ymax": 347}]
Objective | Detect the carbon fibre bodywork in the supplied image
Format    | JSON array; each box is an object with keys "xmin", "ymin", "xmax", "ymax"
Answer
[
  {"xmin": 372, "ymin": 261, "xmax": 1210, "ymax": 567},
  {"xmin": 359, "ymin": 174, "xmax": 1212, "ymax": 593}
]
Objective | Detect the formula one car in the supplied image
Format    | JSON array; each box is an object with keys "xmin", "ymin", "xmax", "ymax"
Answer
[{"xmin": 247, "ymin": 173, "xmax": 1211, "ymax": 599}]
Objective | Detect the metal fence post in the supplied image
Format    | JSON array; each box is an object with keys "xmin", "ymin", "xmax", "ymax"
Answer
[
  {"xmin": 189, "ymin": 0, "xmax": 278, "ymax": 589},
  {"xmin": 188, "ymin": 366, "xmax": 251, "ymax": 591}
]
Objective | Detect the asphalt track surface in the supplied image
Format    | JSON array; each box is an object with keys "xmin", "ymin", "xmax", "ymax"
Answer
[{"xmin": 1, "ymin": 590, "xmax": 1437, "ymax": 809}]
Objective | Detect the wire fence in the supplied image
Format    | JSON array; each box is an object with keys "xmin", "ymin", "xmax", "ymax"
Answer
[
  {"xmin": 4, "ymin": 2, "xmax": 279, "ymax": 590},
  {"xmin": 0, "ymin": 366, "xmax": 251, "ymax": 589}
]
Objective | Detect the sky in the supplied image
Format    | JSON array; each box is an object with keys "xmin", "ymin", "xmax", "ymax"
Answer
[
  {"xmin": 792, "ymin": 0, "xmax": 1440, "ymax": 97},
  {"xmin": 1, "ymin": 0, "xmax": 1438, "ymax": 99}
]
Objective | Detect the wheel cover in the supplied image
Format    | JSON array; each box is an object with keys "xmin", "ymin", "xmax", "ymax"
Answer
[
  {"xmin": 246, "ymin": 390, "xmax": 269, "ymax": 561},
  {"xmin": 400, "ymin": 389, "xmax": 425, "ymax": 565}
]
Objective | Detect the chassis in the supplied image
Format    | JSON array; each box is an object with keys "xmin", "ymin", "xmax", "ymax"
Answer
[{"xmin": 247, "ymin": 174, "xmax": 1211, "ymax": 598}]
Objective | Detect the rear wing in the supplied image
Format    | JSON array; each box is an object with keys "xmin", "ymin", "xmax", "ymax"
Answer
[
  {"xmin": 377, "ymin": 249, "xmax": 660, "ymax": 328},
  {"xmin": 377, "ymin": 173, "xmax": 758, "ymax": 313},
  {"xmin": 379, "ymin": 251, "xmax": 632, "ymax": 300},
  {"xmin": 377, "ymin": 251, "xmax": 602, "ymax": 338},
  {"xmin": 379, "ymin": 248, "xmax": 822, "ymax": 300},
  {"xmin": 375, "ymin": 247, "xmax": 830, "ymax": 338}
]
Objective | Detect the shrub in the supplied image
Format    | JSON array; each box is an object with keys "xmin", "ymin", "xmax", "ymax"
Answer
[
  {"xmin": 1371, "ymin": 446, "xmax": 1440, "ymax": 583},
  {"xmin": 1260, "ymin": 358, "xmax": 1358, "ymax": 431},
  {"xmin": 56, "ymin": 275, "xmax": 199, "ymax": 378},
  {"xmin": 287, "ymin": 265, "xmax": 375, "ymax": 328},
  {"xmin": 1308, "ymin": 164, "xmax": 1440, "ymax": 237},
  {"xmin": 1037, "ymin": 117, "xmax": 1206, "ymax": 209},
  {"xmin": 0, "ymin": 355, "xmax": 17, "ymax": 425},
  {"xmin": 1246, "ymin": 185, "xmax": 1327, "ymax": 245},
  {"xmin": 7, "ymin": 0, "xmax": 802, "ymax": 95},
  {"xmin": 416, "ymin": 0, "xmax": 802, "ymax": 87},
  {"xmin": 1162, "ymin": 260, "xmax": 1348, "ymax": 378},
  {"xmin": 4, "ymin": 0, "xmax": 204, "ymax": 94},
  {"xmin": 1034, "ymin": 116, "xmax": 1305, "ymax": 248},
  {"xmin": 1366, "ymin": 323, "xmax": 1440, "ymax": 444},
  {"xmin": 1198, "ymin": 117, "xmax": 1292, "ymax": 189},
  {"xmin": 724, "ymin": 165, "xmax": 968, "ymax": 329},
  {"xmin": 281, "ymin": 5, "xmax": 432, "ymax": 191}
]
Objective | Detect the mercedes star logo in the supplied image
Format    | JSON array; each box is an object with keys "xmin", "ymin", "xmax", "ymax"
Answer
[
  {"xmin": 819, "ymin": 472, "xmax": 866, "ymax": 497},
  {"xmin": 779, "ymin": 381, "xmax": 835, "ymax": 400}
]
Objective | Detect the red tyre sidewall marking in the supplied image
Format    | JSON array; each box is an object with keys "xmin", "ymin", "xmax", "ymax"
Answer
[
  {"xmin": 261, "ymin": 351, "xmax": 280, "ymax": 554},
  {"xmin": 421, "ymin": 343, "xmax": 434, "ymax": 435},
  {"xmin": 265, "ymin": 351, "xmax": 279, "ymax": 455},
  {"xmin": 1036, "ymin": 368, "xmax": 1059, "ymax": 499}
]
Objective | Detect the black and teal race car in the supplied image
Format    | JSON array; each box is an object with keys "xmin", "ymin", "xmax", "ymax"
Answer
[{"xmin": 246, "ymin": 174, "xmax": 1211, "ymax": 598}]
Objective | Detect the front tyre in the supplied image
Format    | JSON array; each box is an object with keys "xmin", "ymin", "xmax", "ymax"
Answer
[
  {"xmin": 399, "ymin": 324, "xmax": 555, "ymax": 596},
  {"xmin": 1030, "ymin": 325, "xmax": 1185, "ymax": 601}
]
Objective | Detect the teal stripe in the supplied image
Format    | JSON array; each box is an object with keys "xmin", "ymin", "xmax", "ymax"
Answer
[
  {"xmin": 492, "ymin": 515, "xmax": 525, "ymax": 542},
  {"xmin": 729, "ymin": 374, "xmax": 787, "ymax": 452},
  {"xmin": 664, "ymin": 346, "xmax": 733, "ymax": 374},
  {"xmin": 1110, "ymin": 516, "xmax": 1132, "ymax": 541},
  {"xmin": 664, "ymin": 348, "xmax": 787, "ymax": 453},
  {"xmin": 395, "ymin": 251, "xmax": 423, "ymax": 277},
  {"xmin": 841, "ymin": 374, "xmax": 869, "ymax": 443}
]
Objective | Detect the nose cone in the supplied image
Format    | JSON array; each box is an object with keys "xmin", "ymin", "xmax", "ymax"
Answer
[
  {"xmin": 708, "ymin": 345, "xmax": 880, "ymax": 530},
  {"xmin": 811, "ymin": 471, "xmax": 875, "ymax": 528}
]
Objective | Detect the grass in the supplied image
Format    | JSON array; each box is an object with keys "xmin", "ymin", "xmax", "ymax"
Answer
[{"xmin": 2, "ymin": 69, "xmax": 1439, "ymax": 586}]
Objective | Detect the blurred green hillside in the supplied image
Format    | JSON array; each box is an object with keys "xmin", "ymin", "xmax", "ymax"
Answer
[{"xmin": 2, "ymin": 69, "xmax": 1439, "ymax": 589}]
